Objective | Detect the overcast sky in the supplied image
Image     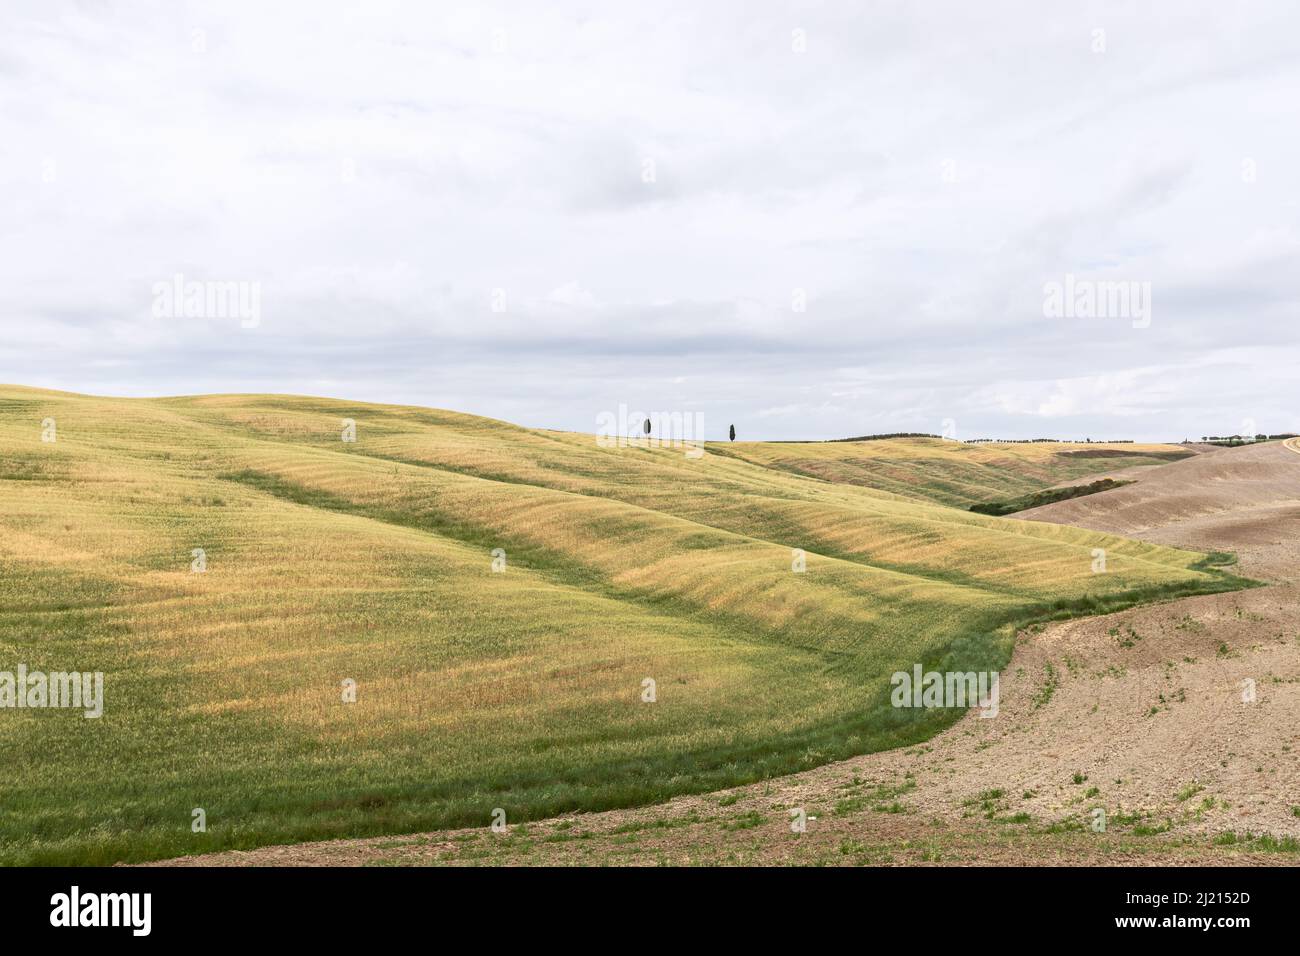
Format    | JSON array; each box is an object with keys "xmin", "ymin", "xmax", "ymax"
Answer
[{"xmin": 2, "ymin": 1, "xmax": 1297, "ymax": 441}]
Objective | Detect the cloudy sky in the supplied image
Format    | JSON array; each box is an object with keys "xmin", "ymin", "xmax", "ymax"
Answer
[{"xmin": 3, "ymin": 1, "xmax": 1297, "ymax": 441}]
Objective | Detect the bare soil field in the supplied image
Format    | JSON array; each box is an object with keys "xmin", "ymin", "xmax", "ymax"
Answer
[
  {"xmin": 1024, "ymin": 440, "xmax": 1300, "ymax": 580},
  {"xmin": 155, "ymin": 441, "xmax": 1300, "ymax": 866}
]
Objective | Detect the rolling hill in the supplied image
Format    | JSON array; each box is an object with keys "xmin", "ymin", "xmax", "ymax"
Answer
[
  {"xmin": 0, "ymin": 386, "xmax": 1250, "ymax": 864},
  {"xmin": 715, "ymin": 437, "xmax": 1193, "ymax": 508}
]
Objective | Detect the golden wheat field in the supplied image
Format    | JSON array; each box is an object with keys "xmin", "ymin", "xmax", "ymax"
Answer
[
  {"xmin": 716, "ymin": 437, "xmax": 1193, "ymax": 507},
  {"xmin": 0, "ymin": 385, "xmax": 1250, "ymax": 864}
]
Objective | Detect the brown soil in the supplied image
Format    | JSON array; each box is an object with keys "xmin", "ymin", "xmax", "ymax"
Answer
[
  {"xmin": 1024, "ymin": 439, "xmax": 1300, "ymax": 579},
  {"xmin": 151, "ymin": 441, "xmax": 1300, "ymax": 866}
]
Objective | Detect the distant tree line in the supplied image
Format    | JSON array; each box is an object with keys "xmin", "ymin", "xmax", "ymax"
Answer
[
  {"xmin": 1199, "ymin": 433, "xmax": 1297, "ymax": 446},
  {"xmin": 812, "ymin": 434, "xmax": 1147, "ymax": 444},
  {"xmin": 964, "ymin": 438, "xmax": 1135, "ymax": 444},
  {"xmin": 780, "ymin": 433, "xmax": 1287, "ymax": 446},
  {"xmin": 969, "ymin": 478, "xmax": 1133, "ymax": 517},
  {"xmin": 825, "ymin": 432, "xmax": 941, "ymax": 443}
]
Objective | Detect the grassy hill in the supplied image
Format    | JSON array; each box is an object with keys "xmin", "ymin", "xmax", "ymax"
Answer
[
  {"xmin": 0, "ymin": 386, "xmax": 1247, "ymax": 864},
  {"xmin": 714, "ymin": 437, "xmax": 1191, "ymax": 508}
]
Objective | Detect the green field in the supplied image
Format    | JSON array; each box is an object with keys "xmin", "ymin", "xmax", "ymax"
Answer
[
  {"xmin": 0, "ymin": 386, "xmax": 1248, "ymax": 864},
  {"xmin": 715, "ymin": 437, "xmax": 1190, "ymax": 508}
]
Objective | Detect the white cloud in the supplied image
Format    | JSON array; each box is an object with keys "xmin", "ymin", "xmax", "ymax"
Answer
[
  {"xmin": 1, "ymin": 1, "xmax": 1297, "ymax": 441},
  {"xmin": 544, "ymin": 282, "xmax": 600, "ymax": 309}
]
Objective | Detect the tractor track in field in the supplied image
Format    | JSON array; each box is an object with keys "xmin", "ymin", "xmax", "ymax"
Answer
[{"xmin": 151, "ymin": 442, "xmax": 1300, "ymax": 867}]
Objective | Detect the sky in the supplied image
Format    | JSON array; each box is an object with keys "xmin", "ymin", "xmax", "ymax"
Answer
[{"xmin": 2, "ymin": 0, "xmax": 1297, "ymax": 441}]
